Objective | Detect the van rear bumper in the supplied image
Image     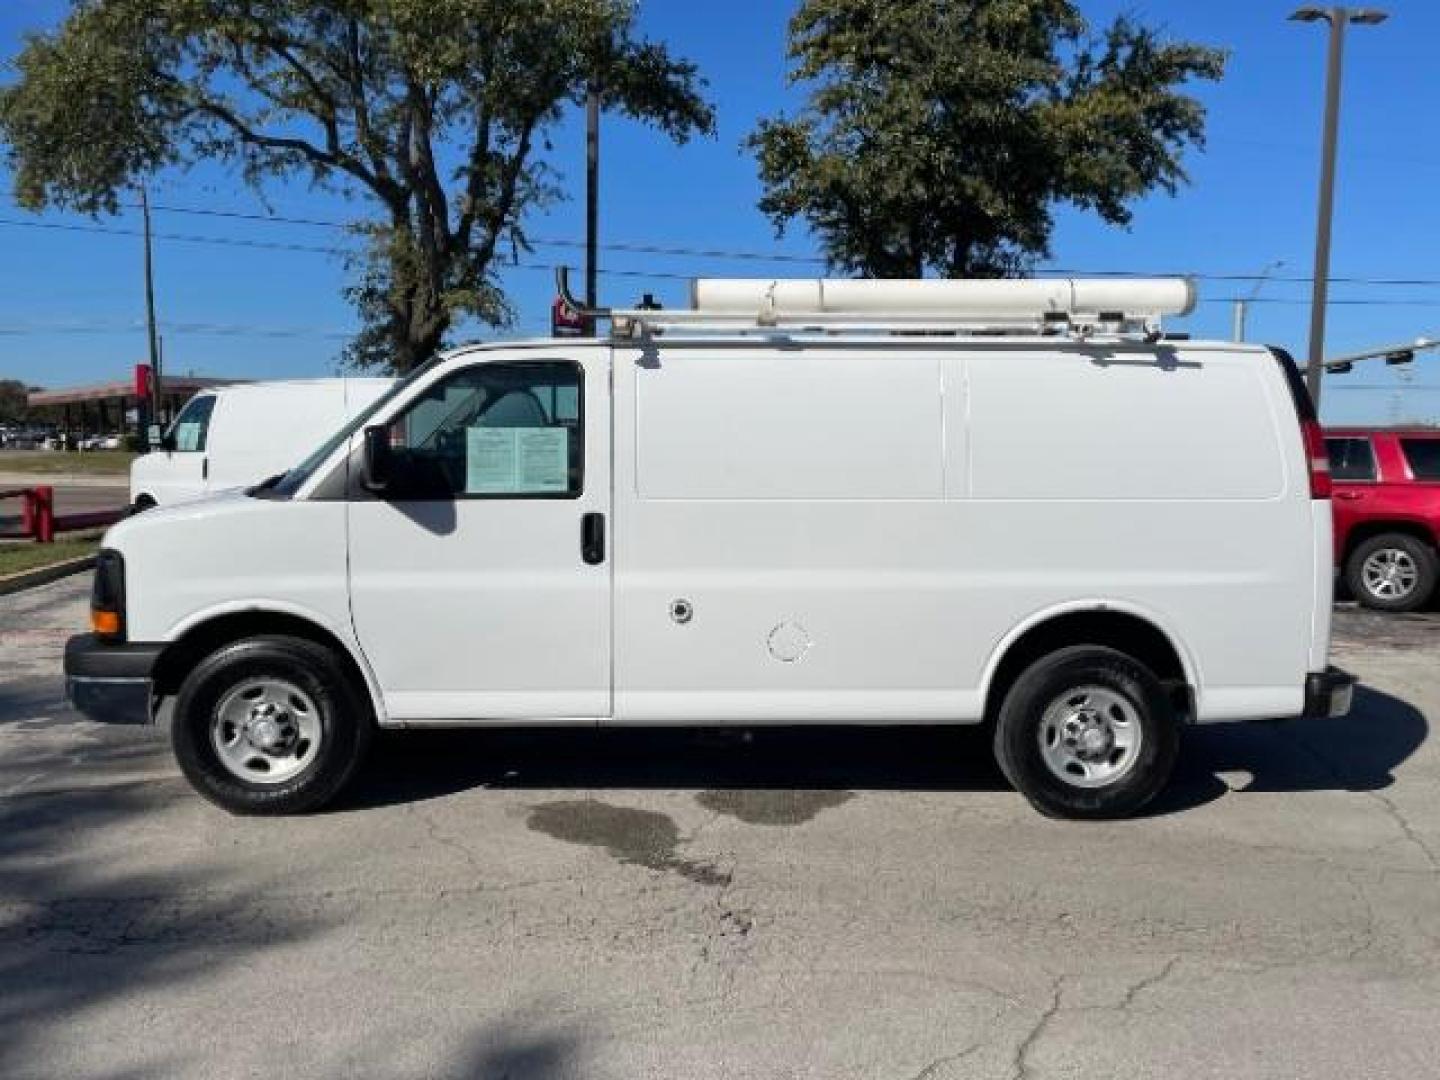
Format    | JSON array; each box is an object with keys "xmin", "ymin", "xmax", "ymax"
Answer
[
  {"xmin": 1303, "ymin": 666, "xmax": 1355, "ymax": 719},
  {"xmin": 64, "ymin": 634, "xmax": 161, "ymax": 725}
]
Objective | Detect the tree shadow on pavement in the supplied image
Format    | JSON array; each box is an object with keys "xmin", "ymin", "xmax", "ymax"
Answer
[
  {"xmin": 0, "ymin": 781, "xmax": 331, "ymax": 1078},
  {"xmin": 339, "ymin": 685, "xmax": 1427, "ymax": 820},
  {"xmin": 454, "ymin": 1019, "xmax": 587, "ymax": 1080}
]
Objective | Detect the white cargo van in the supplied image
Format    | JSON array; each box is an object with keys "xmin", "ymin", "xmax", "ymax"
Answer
[
  {"xmin": 130, "ymin": 378, "xmax": 393, "ymax": 509},
  {"xmin": 65, "ymin": 278, "xmax": 1353, "ymax": 819}
]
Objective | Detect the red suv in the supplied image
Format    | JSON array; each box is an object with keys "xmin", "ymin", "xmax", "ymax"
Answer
[{"xmin": 1326, "ymin": 428, "xmax": 1440, "ymax": 611}]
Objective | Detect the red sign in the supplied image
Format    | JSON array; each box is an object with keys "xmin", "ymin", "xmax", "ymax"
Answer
[
  {"xmin": 134, "ymin": 363, "xmax": 153, "ymax": 399},
  {"xmin": 551, "ymin": 296, "xmax": 592, "ymax": 337}
]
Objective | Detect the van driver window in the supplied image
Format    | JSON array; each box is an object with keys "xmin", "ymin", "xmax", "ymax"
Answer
[
  {"xmin": 387, "ymin": 361, "xmax": 582, "ymax": 498},
  {"xmin": 169, "ymin": 395, "xmax": 216, "ymax": 452}
]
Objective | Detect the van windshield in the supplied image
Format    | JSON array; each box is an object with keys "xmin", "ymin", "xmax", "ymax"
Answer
[{"xmin": 256, "ymin": 355, "xmax": 445, "ymax": 500}]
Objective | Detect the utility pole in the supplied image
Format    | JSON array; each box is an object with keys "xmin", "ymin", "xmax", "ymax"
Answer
[
  {"xmin": 1289, "ymin": 6, "xmax": 1389, "ymax": 410},
  {"xmin": 141, "ymin": 186, "xmax": 162, "ymax": 424},
  {"xmin": 585, "ymin": 84, "xmax": 600, "ymax": 314}
]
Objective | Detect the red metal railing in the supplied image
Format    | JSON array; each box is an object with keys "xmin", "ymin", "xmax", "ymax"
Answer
[{"xmin": 0, "ymin": 485, "xmax": 124, "ymax": 543}]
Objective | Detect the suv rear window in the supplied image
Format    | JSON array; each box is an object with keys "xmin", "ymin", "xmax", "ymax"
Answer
[
  {"xmin": 1400, "ymin": 437, "xmax": 1440, "ymax": 480},
  {"xmin": 1326, "ymin": 437, "xmax": 1377, "ymax": 481}
]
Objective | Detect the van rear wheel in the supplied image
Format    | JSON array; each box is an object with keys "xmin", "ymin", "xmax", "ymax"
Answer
[
  {"xmin": 994, "ymin": 646, "xmax": 1178, "ymax": 819},
  {"xmin": 171, "ymin": 635, "xmax": 372, "ymax": 815},
  {"xmin": 1345, "ymin": 533, "xmax": 1437, "ymax": 613}
]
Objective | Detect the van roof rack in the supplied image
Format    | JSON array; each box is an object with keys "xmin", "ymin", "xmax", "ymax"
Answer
[{"xmin": 555, "ymin": 268, "xmax": 1195, "ymax": 341}]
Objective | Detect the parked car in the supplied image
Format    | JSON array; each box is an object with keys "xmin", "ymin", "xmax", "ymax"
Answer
[
  {"xmin": 65, "ymin": 277, "xmax": 1352, "ymax": 820},
  {"xmin": 1326, "ymin": 427, "xmax": 1440, "ymax": 611},
  {"xmin": 129, "ymin": 378, "xmax": 393, "ymax": 510}
]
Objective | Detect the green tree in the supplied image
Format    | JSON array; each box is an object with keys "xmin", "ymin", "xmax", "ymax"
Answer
[
  {"xmin": 0, "ymin": 1, "xmax": 713, "ymax": 371},
  {"xmin": 749, "ymin": 0, "xmax": 1225, "ymax": 278},
  {"xmin": 0, "ymin": 379, "xmax": 32, "ymax": 424}
]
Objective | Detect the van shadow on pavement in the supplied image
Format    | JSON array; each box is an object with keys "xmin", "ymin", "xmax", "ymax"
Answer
[{"xmin": 336, "ymin": 684, "xmax": 1426, "ymax": 819}]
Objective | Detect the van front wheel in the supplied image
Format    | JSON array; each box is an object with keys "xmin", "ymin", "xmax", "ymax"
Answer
[
  {"xmin": 171, "ymin": 635, "xmax": 372, "ymax": 815},
  {"xmin": 994, "ymin": 646, "xmax": 1178, "ymax": 820}
]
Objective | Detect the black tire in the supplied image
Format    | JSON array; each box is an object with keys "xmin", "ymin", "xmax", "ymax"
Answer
[
  {"xmin": 1344, "ymin": 532, "xmax": 1438, "ymax": 613},
  {"xmin": 993, "ymin": 645, "xmax": 1178, "ymax": 820},
  {"xmin": 171, "ymin": 635, "xmax": 372, "ymax": 815}
]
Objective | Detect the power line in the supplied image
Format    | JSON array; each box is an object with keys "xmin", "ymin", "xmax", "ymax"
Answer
[
  {"xmin": 4, "ymin": 197, "xmax": 830, "ymax": 266},
  {"xmin": 0, "ymin": 216, "xmax": 348, "ymax": 256},
  {"xmin": 0, "ymin": 217, "xmax": 697, "ymax": 281},
  {"xmin": 88, "ymin": 203, "xmax": 1440, "ymax": 286},
  {"xmin": 7, "ymin": 206, "xmax": 1440, "ymax": 296}
]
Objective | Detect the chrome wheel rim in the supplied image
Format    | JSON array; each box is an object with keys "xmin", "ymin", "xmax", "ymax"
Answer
[
  {"xmin": 1037, "ymin": 685, "xmax": 1143, "ymax": 789},
  {"xmin": 1361, "ymin": 548, "xmax": 1419, "ymax": 600},
  {"xmin": 211, "ymin": 678, "xmax": 322, "ymax": 785}
]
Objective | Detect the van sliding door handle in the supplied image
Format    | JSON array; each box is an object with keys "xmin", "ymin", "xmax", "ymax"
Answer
[{"xmin": 581, "ymin": 512, "xmax": 605, "ymax": 565}]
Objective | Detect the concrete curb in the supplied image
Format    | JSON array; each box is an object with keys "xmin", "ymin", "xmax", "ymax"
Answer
[{"xmin": 0, "ymin": 554, "xmax": 97, "ymax": 596}]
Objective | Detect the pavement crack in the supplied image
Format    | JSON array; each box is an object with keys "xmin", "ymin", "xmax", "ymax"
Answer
[
  {"xmin": 1366, "ymin": 790, "xmax": 1440, "ymax": 874},
  {"xmin": 1115, "ymin": 955, "xmax": 1181, "ymax": 1012},
  {"xmin": 906, "ymin": 1040, "xmax": 985, "ymax": 1080},
  {"xmin": 409, "ymin": 803, "xmax": 486, "ymax": 875},
  {"xmin": 1341, "ymin": 869, "xmax": 1381, "ymax": 962},
  {"xmin": 1010, "ymin": 976, "xmax": 1065, "ymax": 1080},
  {"xmin": 1288, "ymin": 730, "xmax": 1439, "ymax": 875}
]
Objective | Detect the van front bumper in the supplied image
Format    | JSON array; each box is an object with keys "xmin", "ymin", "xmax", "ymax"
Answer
[
  {"xmin": 1303, "ymin": 666, "xmax": 1355, "ymax": 719},
  {"xmin": 64, "ymin": 634, "xmax": 162, "ymax": 725}
]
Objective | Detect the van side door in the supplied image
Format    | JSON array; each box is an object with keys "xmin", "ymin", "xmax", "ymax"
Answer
[{"xmin": 346, "ymin": 348, "xmax": 612, "ymax": 723}]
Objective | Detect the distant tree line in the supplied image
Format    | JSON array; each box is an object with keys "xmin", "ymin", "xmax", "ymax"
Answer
[{"xmin": 0, "ymin": 379, "xmax": 41, "ymax": 425}]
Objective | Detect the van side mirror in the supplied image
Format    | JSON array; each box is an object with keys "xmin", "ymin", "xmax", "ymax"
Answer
[
  {"xmin": 361, "ymin": 425, "xmax": 393, "ymax": 494},
  {"xmin": 147, "ymin": 424, "xmax": 175, "ymax": 452}
]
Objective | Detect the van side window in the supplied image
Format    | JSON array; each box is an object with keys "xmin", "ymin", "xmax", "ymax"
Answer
[
  {"xmin": 1400, "ymin": 438, "xmax": 1440, "ymax": 481},
  {"xmin": 169, "ymin": 395, "xmax": 216, "ymax": 452},
  {"xmin": 386, "ymin": 361, "xmax": 582, "ymax": 498},
  {"xmin": 1325, "ymin": 437, "xmax": 1377, "ymax": 482}
]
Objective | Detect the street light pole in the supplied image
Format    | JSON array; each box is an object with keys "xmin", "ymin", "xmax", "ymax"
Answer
[
  {"xmin": 1290, "ymin": 6, "xmax": 1388, "ymax": 412},
  {"xmin": 1231, "ymin": 260, "xmax": 1284, "ymax": 342}
]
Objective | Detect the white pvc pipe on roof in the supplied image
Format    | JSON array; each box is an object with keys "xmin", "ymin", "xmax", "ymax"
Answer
[{"xmin": 689, "ymin": 277, "xmax": 1196, "ymax": 319}]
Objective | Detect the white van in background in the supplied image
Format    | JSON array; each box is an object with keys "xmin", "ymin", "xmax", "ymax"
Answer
[
  {"xmin": 70, "ymin": 277, "xmax": 1352, "ymax": 819},
  {"xmin": 130, "ymin": 378, "xmax": 393, "ymax": 509}
]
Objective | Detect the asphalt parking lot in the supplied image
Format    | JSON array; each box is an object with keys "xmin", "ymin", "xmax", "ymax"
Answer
[{"xmin": 2, "ymin": 576, "xmax": 1438, "ymax": 1079}]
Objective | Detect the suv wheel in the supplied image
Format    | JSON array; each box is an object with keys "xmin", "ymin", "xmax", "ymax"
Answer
[
  {"xmin": 1345, "ymin": 533, "xmax": 1438, "ymax": 613},
  {"xmin": 171, "ymin": 635, "xmax": 372, "ymax": 814},
  {"xmin": 994, "ymin": 646, "xmax": 1179, "ymax": 820}
]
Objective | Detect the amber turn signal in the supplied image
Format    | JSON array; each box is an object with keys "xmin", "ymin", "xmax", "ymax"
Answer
[{"xmin": 91, "ymin": 609, "xmax": 122, "ymax": 637}]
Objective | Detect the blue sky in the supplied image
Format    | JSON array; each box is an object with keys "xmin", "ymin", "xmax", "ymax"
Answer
[{"xmin": 1, "ymin": 0, "xmax": 1438, "ymax": 423}]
